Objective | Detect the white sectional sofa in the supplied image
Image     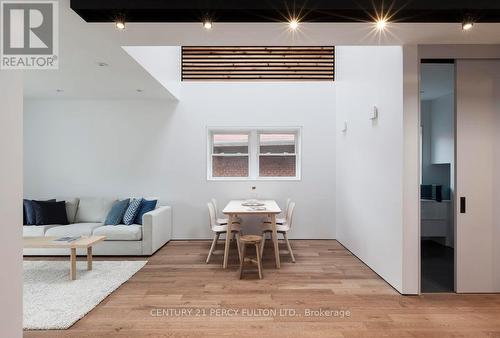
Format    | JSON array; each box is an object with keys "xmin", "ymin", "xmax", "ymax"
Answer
[{"xmin": 23, "ymin": 197, "xmax": 172, "ymax": 256}]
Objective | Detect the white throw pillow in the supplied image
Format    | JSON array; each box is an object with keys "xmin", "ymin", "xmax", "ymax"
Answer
[
  {"xmin": 75, "ymin": 197, "xmax": 117, "ymax": 223},
  {"xmin": 63, "ymin": 198, "xmax": 79, "ymax": 224}
]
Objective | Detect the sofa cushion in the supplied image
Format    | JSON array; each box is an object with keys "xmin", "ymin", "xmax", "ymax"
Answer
[
  {"xmin": 59, "ymin": 198, "xmax": 79, "ymax": 223},
  {"xmin": 92, "ymin": 225, "xmax": 142, "ymax": 241},
  {"xmin": 45, "ymin": 223, "xmax": 104, "ymax": 237},
  {"xmin": 75, "ymin": 197, "xmax": 117, "ymax": 223},
  {"xmin": 23, "ymin": 224, "xmax": 61, "ymax": 237},
  {"xmin": 32, "ymin": 200, "xmax": 69, "ymax": 225},
  {"xmin": 104, "ymin": 199, "xmax": 130, "ymax": 225},
  {"xmin": 23, "ymin": 199, "xmax": 35, "ymax": 225},
  {"xmin": 134, "ymin": 199, "xmax": 157, "ymax": 225},
  {"xmin": 123, "ymin": 198, "xmax": 142, "ymax": 225}
]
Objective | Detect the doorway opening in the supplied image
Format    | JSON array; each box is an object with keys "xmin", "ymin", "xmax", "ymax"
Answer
[{"xmin": 420, "ymin": 60, "xmax": 455, "ymax": 293}]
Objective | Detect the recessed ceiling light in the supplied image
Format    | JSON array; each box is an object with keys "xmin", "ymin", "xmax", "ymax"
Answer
[
  {"xmin": 462, "ymin": 21, "xmax": 474, "ymax": 31},
  {"xmin": 289, "ymin": 18, "xmax": 299, "ymax": 30},
  {"xmin": 203, "ymin": 20, "xmax": 213, "ymax": 29},
  {"xmin": 375, "ymin": 18, "xmax": 388, "ymax": 30},
  {"xmin": 56, "ymin": 89, "xmax": 64, "ymax": 93},
  {"xmin": 115, "ymin": 20, "xmax": 125, "ymax": 30},
  {"xmin": 97, "ymin": 62, "xmax": 109, "ymax": 67},
  {"xmin": 136, "ymin": 89, "xmax": 143, "ymax": 93}
]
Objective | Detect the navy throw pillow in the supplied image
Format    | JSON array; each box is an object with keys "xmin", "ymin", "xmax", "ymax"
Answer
[
  {"xmin": 134, "ymin": 199, "xmax": 157, "ymax": 225},
  {"xmin": 123, "ymin": 198, "xmax": 143, "ymax": 225},
  {"xmin": 104, "ymin": 199, "xmax": 130, "ymax": 225},
  {"xmin": 32, "ymin": 200, "xmax": 69, "ymax": 225},
  {"xmin": 24, "ymin": 199, "xmax": 55, "ymax": 225},
  {"xmin": 23, "ymin": 205, "xmax": 26, "ymax": 225}
]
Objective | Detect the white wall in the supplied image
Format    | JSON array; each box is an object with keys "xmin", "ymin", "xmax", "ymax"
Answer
[
  {"xmin": 335, "ymin": 46, "xmax": 406, "ymax": 292},
  {"xmin": 495, "ymin": 67, "xmax": 500, "ymax": 290},
  {"xmin": 402, "ymin": 45, "xmax": 420, "ymax": 295},
  {"xmin": 0, "ymin": 71, "xmax": 23, "ymax": 337},
  {"xmin": 123, "ymin": 46, "xmax": 181, "ymax": 99},
  {"xmin": 24, "ymin": 82, "xmax": 336, "ymax": 239}
]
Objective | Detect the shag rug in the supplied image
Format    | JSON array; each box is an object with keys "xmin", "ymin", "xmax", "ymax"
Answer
[{"xmin": 23, "ymin": 260, "xmax": 146, "ymax": 330}]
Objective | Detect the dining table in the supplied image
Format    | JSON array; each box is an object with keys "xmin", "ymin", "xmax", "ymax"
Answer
[{"xmin": 222, "ymin": 199, "xmax": 282, "ymax": 269}]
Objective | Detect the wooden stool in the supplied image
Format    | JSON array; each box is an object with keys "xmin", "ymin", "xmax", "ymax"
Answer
[{"xmin": 239, "ymin": 235, "xmax": 264, "ymax": 279}]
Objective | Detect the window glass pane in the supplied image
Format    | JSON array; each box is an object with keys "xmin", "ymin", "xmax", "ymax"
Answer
[
  {"xmin": 213, "ymin": 134, "xmax": 248, "ymax": 154},
  {"xmin": 259, "ymin": 133, "xmax": 295, "ymax": 154},
  {"xmin": 212, "ymin": 156, "xmax": 249, "ymax": 177},
  {"xmin": 259, "ymin": 155, "xmax": 296, "ymax": 177}
]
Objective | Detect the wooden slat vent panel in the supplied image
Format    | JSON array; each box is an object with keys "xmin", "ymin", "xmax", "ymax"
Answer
[{"xmin": 181, "ymin": 46, "xmax": 334, "ymax": 81}]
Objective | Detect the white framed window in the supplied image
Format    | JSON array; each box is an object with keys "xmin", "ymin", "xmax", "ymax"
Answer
[{"xmin": 207, "ymin": 127, "xmax": 301, "ymax": 181}]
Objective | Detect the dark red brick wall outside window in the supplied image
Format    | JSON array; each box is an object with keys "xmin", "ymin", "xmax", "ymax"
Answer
[
  {"xmin": 213, "ymin": 157, "xmax": 249, "ymax": 177},
  {"xmin": 212, "ymin": 145, "xmax": 296, "ymax": 177}
]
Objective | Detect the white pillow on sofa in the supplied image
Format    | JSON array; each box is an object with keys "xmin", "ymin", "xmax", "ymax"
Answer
[{"xmin": 74, "ymin": 197, "xmax": 117, "ymax": 223}]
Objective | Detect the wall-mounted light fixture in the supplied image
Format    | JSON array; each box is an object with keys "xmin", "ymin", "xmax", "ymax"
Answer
[
  {"xmin": 341, "ymin": 121, "xmax": 348, "ymax": 133},
  {"xmin": 370, "ymin": 106, "xmax": 379, "ymax": 120}
]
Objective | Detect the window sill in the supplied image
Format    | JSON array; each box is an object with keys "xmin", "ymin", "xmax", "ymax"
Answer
[{"xmin": 208, "ymin": 177, "xmax": 301, "ymax": 182}]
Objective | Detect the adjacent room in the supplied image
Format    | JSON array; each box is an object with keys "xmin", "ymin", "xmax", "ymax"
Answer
[{"xmin": 1, "ymin": 0, "xmax": 500, "ymax": 337}]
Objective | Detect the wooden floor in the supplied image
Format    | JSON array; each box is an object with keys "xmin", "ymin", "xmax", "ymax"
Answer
[{"xmin": 24, "ymin": 240, "xmax": 500, "ymax": 338}]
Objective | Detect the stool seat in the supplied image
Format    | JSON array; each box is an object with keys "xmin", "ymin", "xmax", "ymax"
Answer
[{"xmin": 239, "ymin": 235, "xmax": 263, "ymax": 243}]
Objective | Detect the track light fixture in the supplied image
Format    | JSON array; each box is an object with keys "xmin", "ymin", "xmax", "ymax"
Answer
[
  {"xmin": 203, "ymin": 20, "xmax": 213, "ymax": 29},
  {"xmin": 115, "ymin": 19, "xmax": 125, "ymax": 30},
  {"xmin": 289, "ymin": 18, "xmax": 299, "ymax": 30},
  {"xmin": 375, "ymin": 17, "xmax": 388, "ymax": 30},
  {"xmin": 462, "ymin": 20, "xmax": 474, "ymax": 31}
]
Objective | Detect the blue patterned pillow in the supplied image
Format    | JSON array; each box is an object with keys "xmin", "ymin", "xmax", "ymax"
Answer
[
  {"xmin": 134, "ymin": 199, "xmax": 157, "ymax": 225},
  {"xmin": 123, "ymin": 198, "xmax": 143, "ymax": 225}
]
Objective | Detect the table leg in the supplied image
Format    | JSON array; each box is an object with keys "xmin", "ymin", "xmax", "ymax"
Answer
[
  {"xmin": 70, "ymin": 248, "xmax": 77, "ymax": 280},
  {"xmin": 223, "ymin": 214, "xmax": 232, "ymax": 269},
  {"xmin": 271, "ymin": 214, "xmax": 280, "ymax": 268},
  {"xmin": 87, "ymin": 246, "xmax": 93, "ymax": 270}
]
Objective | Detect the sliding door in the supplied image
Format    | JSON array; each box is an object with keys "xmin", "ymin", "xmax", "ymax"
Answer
[{"xmin": 456, "ymin": 60, "xmax": 500, "ymax": 293}]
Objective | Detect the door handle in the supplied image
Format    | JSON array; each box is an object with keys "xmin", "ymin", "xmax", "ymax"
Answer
[{"xmin": 460, "ymin": 197, "xmax": 466, "ymax": 213}]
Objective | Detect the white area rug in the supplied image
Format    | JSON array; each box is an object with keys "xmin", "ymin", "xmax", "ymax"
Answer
[{"xmin": 23, "ymin": 260, "xmax": 147, "ymax": 330}]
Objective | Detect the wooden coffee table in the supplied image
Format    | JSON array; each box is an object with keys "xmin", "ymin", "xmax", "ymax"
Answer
[{"xmin": 23, "ymin": 235, "xmax": 106, "ymax": 280}]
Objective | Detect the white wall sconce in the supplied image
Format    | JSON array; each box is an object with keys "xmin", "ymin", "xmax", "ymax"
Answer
[
  {"xmin": 370, "ymin": 105, "xmax": 379, "ymax": 120},
  {"xmin": 341, "ymin": 121, "xmax": 348, "ymax": 133}
]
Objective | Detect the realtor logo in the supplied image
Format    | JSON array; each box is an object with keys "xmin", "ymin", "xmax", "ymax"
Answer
[{"xmin": 1, "ymin": 1, "xmax": 58, "ymax": 69}]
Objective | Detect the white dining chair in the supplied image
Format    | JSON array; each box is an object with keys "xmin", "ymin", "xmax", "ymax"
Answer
[
  {"xmin": 260, "ymin": 201, "xmax": 296, "ymax": 263},
  {"xmin": 211, "ymin": 198, "xmax": 241, "ymax": 225},
  {"xmin": 262, "ymin": 198, "xmax": 291, "ymax": 225},
  {"xmin": 206, "ymin": 202, "xmax": 242, "ymax": 264}
]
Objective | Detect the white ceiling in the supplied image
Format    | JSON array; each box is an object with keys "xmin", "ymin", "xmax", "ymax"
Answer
[
  {"xmin": 23, "ymin": 1, "xmax": 176, "ymax": 100},
  {"xmin": 23, "ymin": 0, "xmax": 500, "ymax": 100},
  {"xmin": 420, "ymin": 64, "xmax": 455, "ymax": 101}
]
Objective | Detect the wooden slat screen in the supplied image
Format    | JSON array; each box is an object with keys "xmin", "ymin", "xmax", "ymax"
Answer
[{"xmin": 181, "ymin": 46, "xmax": 335, "ymax": 81}]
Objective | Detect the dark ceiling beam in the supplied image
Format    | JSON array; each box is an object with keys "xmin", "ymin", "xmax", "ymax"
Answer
[{"xmin": 70, "ymin": 0, "xmax": 500, "ymax": 23}]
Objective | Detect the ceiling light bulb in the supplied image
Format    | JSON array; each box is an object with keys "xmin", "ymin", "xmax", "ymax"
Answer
[
  {"xmin": 462, "ymin": 21, "xmax": 474, "ymax": 31},
  {"xmin": 289, "ymin": 19, "xmax": 299, "ymax": 30},
  {"xmin": 375, "ymin": 18, "xmax": 388, "ymax": 30},
  {"xmin": 115, "ymin": 21, "xmax": 125, "ymax": 30},
  {"xmin": 203, "ymin": 21, "xmax": 213, "ymax": 29}
]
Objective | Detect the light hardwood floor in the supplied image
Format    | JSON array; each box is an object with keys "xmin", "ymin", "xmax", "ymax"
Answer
[{"xmin": 24, "ymin": 240, "xmax": 500, "ymax": 337}]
